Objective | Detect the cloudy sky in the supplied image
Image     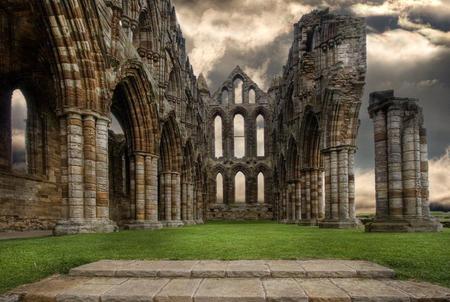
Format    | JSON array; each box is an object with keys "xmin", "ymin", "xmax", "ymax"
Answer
[{"xmin": 172, "ymin": 0, "xmax": 450, "ymax": 210}]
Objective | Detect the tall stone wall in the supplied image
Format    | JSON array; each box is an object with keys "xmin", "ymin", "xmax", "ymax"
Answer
[
  {"xmin": 206, "ymin": 66, "xmax": 273, "ymax": 220},
  {"xmin": 271, "ymin": 9, "xmax": 366, "ymax": 228},
  {"xmin": 366, "ymin": 90, "xmax": 442, "ymax": 232}
]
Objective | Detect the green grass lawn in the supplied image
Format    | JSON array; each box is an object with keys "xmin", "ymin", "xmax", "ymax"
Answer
[{"xmin": 1, "ymin": 221, "xmax": 449, "ymax": 293}]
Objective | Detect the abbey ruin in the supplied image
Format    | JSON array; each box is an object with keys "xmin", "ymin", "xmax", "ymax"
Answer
[{"xmin": 0, "ymin": 1, "xmax": 440, "ymax": 234}]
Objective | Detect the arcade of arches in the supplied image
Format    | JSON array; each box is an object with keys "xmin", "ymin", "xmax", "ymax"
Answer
[{"xmin": 3, "ymin": 2, "xmax": 435, "ymax": 234}]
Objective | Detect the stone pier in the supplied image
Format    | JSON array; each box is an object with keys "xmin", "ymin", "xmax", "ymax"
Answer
[{"xmin": 366, "ymin": 90, "xmax": 442, "ymax": 232}]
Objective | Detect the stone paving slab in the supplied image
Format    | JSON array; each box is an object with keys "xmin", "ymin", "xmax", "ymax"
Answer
[
  {"xmin": 68, "ymin": 260, "xmax": 395, "ymax": 279},
  {"xmin": 8, "ymin": 276, "xmax": 450, "ymax": 302}
]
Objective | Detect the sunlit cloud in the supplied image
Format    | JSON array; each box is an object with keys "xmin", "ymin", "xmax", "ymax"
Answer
[
  {"xmin": 367, "ymin": 29, "xmax": 445, "ymax": 66},
  {"xmin": 175, "ymin": 0, "xmax": 312, "ymax": 84}
]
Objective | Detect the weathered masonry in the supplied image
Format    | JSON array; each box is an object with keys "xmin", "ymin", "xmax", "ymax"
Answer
[
  {"xmin": 0, "ymin": 0, "xmax": 208, "ymax": 233},
  {"xmin": 0, "ymin": 1, "xmax": 438, "ymax": 233},
  {"xmin": 270, "ymin": 10, "xmax": 366, "ymax": 228},
  {"xmin": 206, "ymin": 67, "xmax": 273, "ymax": 220},
  {"xmin": 366, "ymin": 91, "xmax": 442, "ymax": 232}
]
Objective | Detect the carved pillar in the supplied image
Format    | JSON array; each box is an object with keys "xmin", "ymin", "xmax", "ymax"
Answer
[
  {"xmin": 145, "ymin": 155, "xmax": 159, "ymax": 222},
  {"xmin": 164, "ymin": 172, "xmax": 172, "ymax": 221},
  {"xmin": 134, "ymin": 153, "xmax": 145, "ymax": 221},
  {"xmin": 83, "ymin": 115, "xmax": 96, "ymax": 219},
  {"xmin": 366, "ymin": 90, "xmax": 441, "ymax": 232},
  {"xmin": 67, "ymin": 113, "xmax": 84, "ymax": 220},
  {"xmin": 387, "ymin": 106, "xmax": 403, "ymax": 219}
]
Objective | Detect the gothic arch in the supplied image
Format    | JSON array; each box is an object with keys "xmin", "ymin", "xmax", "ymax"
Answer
[{"xmin": 112, "ymin": 62, "xmax": 159, "ymax": 155}]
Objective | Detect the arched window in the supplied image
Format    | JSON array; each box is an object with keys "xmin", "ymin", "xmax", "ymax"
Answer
[
  {"xmin": 256, "ymin": 114, "xmax": 265, "ymax": 157},
  {"xmin": 249, "ymin": 88, "xmax": 256, "ymax": 104},
  {"xmin": 216, "ymin": 173, "xmax": 223, "ymax": 203},
  {"xmin": 234, "ymin": 78, "xmax": 243, "ymax": 104},
  {"xmin": 11, "ymin": 89, "xmax": 27, "ymax": 173},
  {"xmin": 233, "ymin": 114, "xmax": 245, "ymax": 158},
  {"xmin": 235, "ymin": 171, "xmax": 246, "ymax": 203},
  {"xmin": 221, "ymin": 89, "xmax": 229, "ymax": 105},
  {"xmin": 214, "ymin": 116, "xmax": 223, "ymax": 158},
  {"xmin": 257, "ymin": 172, "xmax": 265, "ymax": 203}
]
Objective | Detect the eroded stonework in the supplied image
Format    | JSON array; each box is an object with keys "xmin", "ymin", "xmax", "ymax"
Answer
[
  {"xmin": 366, "ymin": 90, "xmax": 442, "ymax": 232},
  {"xmin": 0, "ymin": 2, "xmax": 436, "ymax": 233}
]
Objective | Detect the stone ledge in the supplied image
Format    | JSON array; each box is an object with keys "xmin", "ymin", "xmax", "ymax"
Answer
[
  {"xmin": 68, "ymin": 260, "xmax": 395, "ymax": 279},
  {"xmin": 6, "ymin": 276, "xmax": 450, "ymax": 302}
]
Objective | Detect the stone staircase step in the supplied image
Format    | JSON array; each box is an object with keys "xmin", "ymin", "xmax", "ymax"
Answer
[
  {"xmin": 7, "ymin": 275, "xmax": 450, "ymax": 302},
  {"xmin": 68, "ymin": 259, "xmax": 396, "ymax": 279}
]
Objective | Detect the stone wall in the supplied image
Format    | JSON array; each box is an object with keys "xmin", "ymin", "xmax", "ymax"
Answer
[
  {"xmin": 206, "ymin": 66, "xmax": 273, "ymax": 219},
  {"xmin": 0, "ymin": 172, "xmax": 61, "ymax": 231}
]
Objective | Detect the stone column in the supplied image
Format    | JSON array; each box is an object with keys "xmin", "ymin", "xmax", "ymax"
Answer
[
  {"xmin": 305, "ymin": 171, "xmax": 311, "ymax": 221},
  {"xmin": 366, "ymin": 90, "xmax": 441, "ymax": 232},
  {"xmin": 295, "ymin": 180, "xmax": 302, "ymax": 221},
  {"xmin": 348, "ymin": 151, "xmax": 355, "ymax": 220},
  {"xmin": 145, "ymin": 155, "xmax": 159, "ymax": 222},
  {"xmin": 59, "ymin": 117, "xmax": 69, "ymax": 219},
  {"xmin": 129, "ymin": 156, "xmax": 136, "ymax": 219},
  {"xmin": 420, "ymin": 128, "xmax": 430, "ymax": 217},
  {"xmin": 311, "ymin": 169, "xmax": 318, "ymax": 220},
  {"xmin": 318, "ymin": 171, "xmax": 324, "ymax": 219},
  {"xmin": 387, "ymin": 106, "xmax": 403, "ymax": 219},
  {"xmin": 95, "ymin": 117, "xmax": 110, "ymax": 219},
  {"xmin": 83, "ymin": 115, "xmax": 96, "ymax": 219},
  {"xmin": 330, "ymin": 150, "xmax": 338, "ymax": 220},
  {"xmin": 181, "ymin": 181, "xmax": 187, "ymax": 221},
  {"xmin": 134, "ymin": 153, "xmax": 145, "ymax": 221},
  {"xmin": 189, "ymin": 182, "xmax": 195, "ymax": 222},
  {"xmin": 402, "ymin": 121, "xmax": 418, "ymax": 218},
  {"xmin": 338, "ymin": 149, "xmax": 349, "ymax": 220},
  {"xmin": 164, "ymin": 172, "xmax": 172, "ymax": 221},
  {"xmin": 67, "ymin": 113, "xmax": 84, "ymax": 220},
  {"xmin": 319, "ymin": 147, "xmax": 359, "ymax": 229}
]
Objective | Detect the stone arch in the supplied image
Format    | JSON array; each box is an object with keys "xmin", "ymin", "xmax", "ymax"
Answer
[
  {"xmin": 255, "ymin": 163, "xmax": 271, "ymax": 204},
  {"xmin": 231, "ymin": 164, "xmax": 251, "ymax": 204},
  {"xmin": 299, "ymin": 109, "xmax": 321, "ymax": 169},
  {"xmin": 248, "ymin": 86, "xmax": 256, "ymax": 104},
  {"xmin": 298, "ymin": 109, "xmax": 323, "ymax": 221},
  {"xmin": 221, "ymin": 87, "xmax": 229, "ymax": 105},
  {"xmin": 166, "ymin": 67, "xmax": 183, "ymax": 99},
  {"xmin": 211, "ymin": 164, "xmax": 228, "ymax": 205}
]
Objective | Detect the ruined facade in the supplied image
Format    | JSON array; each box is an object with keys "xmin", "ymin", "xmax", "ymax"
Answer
[
  {"xmin": 0, "ymin": 0, "xmax": 208, "ymax": 233},
  {"xmin": 206, "ymin": 67, "xmax": 273, "ymax": 220},
  {"xmin": 366, "ymin": 90, "xmax": 442, "ymax": 232},
  {"xmin": 0, "ymin": 1, "xmax": 438, "ymax": 233},
  {"xmin": 271, "ymin": 10, "xmax": 366, "ymax": 227}
]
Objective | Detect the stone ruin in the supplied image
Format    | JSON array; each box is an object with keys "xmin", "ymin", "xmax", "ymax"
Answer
[
  {"xmin": 0, "ymin": 1, "xmax": 440, "ymax": 233},
  {"xmin": 367, "ymin": 90, "xmax": 442, "ymax": 232}
]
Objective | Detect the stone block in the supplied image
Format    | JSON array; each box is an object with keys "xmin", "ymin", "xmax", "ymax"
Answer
[
  {"xmin": 101, "ymin": 278, "xmax": 170, "ymax": 302},
  {"xmin": 331, "ymin": 278, "xmax": 410, "ymax": 301},
  {"xmin": 192, "ymin": 261, "xmax": 228, "ymax": 278},
  {"xmin": 266, "ymin": 260, "xmax": 306, "ymax": 278},
  {"xmin": 195, "ymin": 278, "xmax": 266, "ymax": 302},
  {"xmin": 297, "ymin": 278, "xmax": 351, "ymax": 302},
  {"xmin": 154, "ymin": 279, "xmax": 202, "ymax": 302},
  {"xmin": 263, "ymin": 278, "xmax": 307, "ymax": 302},
  {"xmin": 298, "ymin": 260, "xmax": 357, "ymax": 278},
  {"xmin": 226, "ymin": 260, "xmax": 270, "ymax": 278}
]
